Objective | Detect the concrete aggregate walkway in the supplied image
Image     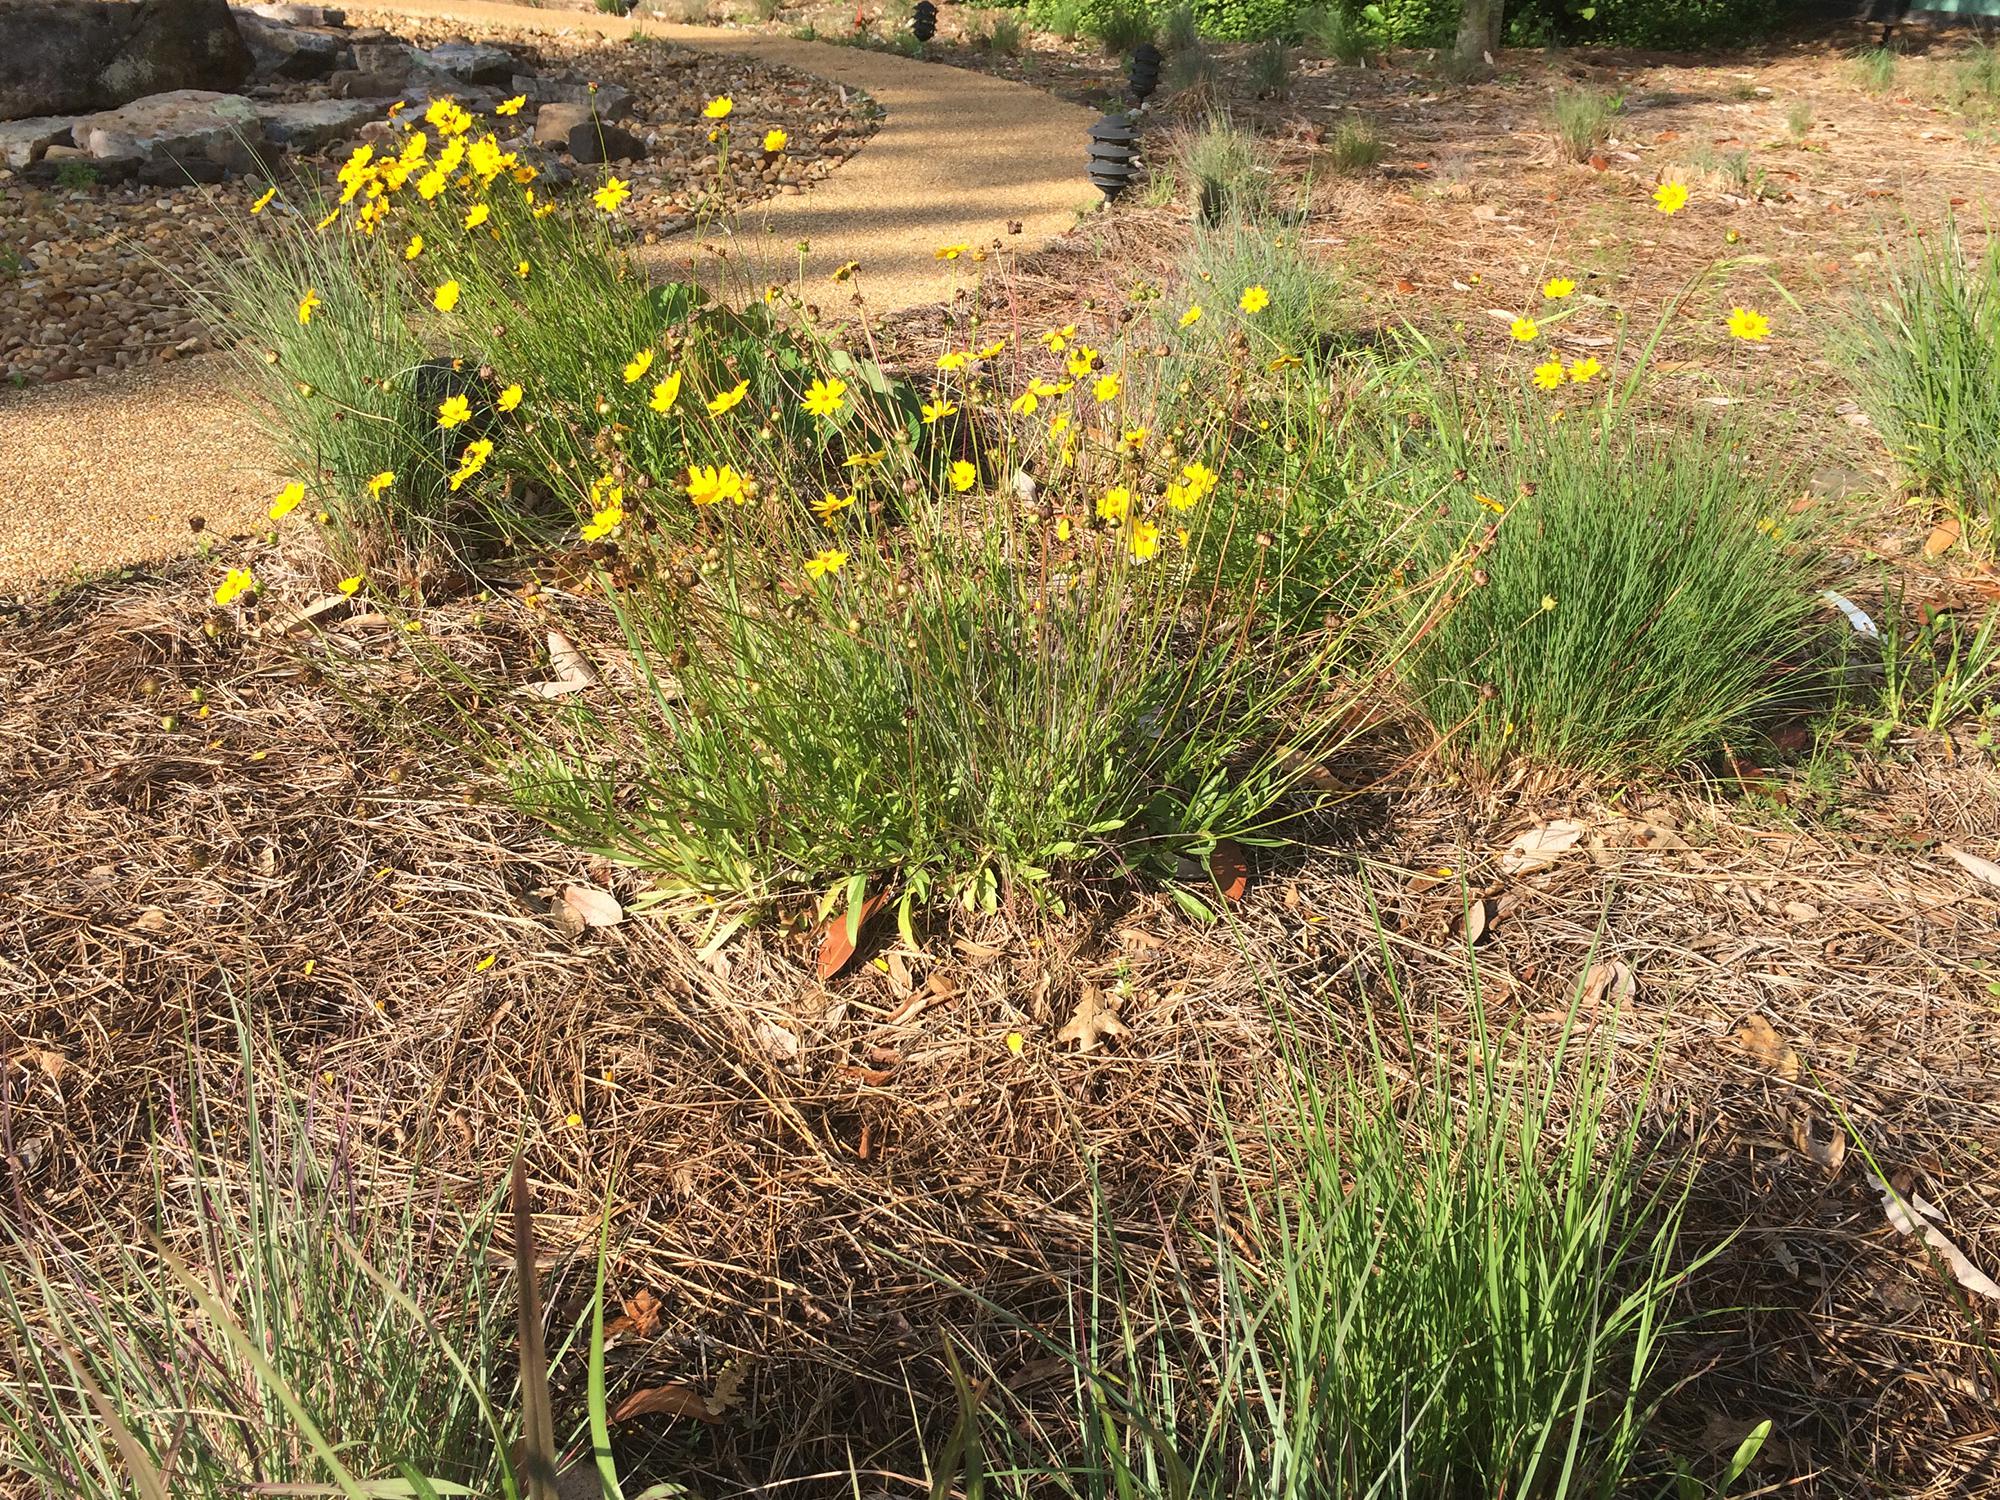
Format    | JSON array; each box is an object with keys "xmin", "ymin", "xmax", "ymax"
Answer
[{"xmin": 0, "ymin": 5, "xmax": 1097, "ymax": 595}]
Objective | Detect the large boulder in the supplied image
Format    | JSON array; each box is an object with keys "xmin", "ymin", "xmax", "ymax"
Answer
[
  {"xmin": 70, "ymin": 88, "xmax": 266, "ymax": 172},
  {"xmin": 0, "ymin": 0, "xmax": 253, "ymax": 118},
  {"xmin": 255, "ymin": 94, "xmax": 382, "ymax": 151},
  {"xmin": 424, "ymin": 41, "xmax": 514, "ymax": 85},
  {"xmin": 236, "ymin": 12, "xmax": 346, "ymax": 79}
]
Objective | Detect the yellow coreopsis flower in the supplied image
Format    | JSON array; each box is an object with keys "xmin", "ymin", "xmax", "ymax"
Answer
[
  {"xmin": 649, "ymin": 373, "xmax": 682, "ymax": 413},
  {"xmin": 1093, "ymin": 373, "xmax": 1121, "ymax": 403},
  {"xmin": 464, "ymin": 202, "xmax": 489, "ymax": 229},
  {"xmin": 516, "ymin": 259, "xmax": 531, "ymax": 279},
  {"xmin": 338, "ymin": 573, "xmax": 365, "ymax": 595},
  {"xmin": 1531, "ymin": 360, "xmax": 1566, "ymax": 391},
  {"xmin": 1131, "ymin": 519, "xmax": 1162, "ymax": 561},
  {"xmin": 1055, "ymin": 516, "xmax": 1072, "ymax": 541},
  {"xmin": 763, "ymin": 128, "xmax": 788, "ymax": 152},
  {"xmin": 1041, "ymin": 324, "xmax": 1076, "ymax": 351},
  {"xmin": 251, "ymin": 186, "xmax": 277, "ymax": 214},
  {"xmin": 437, "ymin": 394, "xmax": 471, "ymax": 430},
  {"xmin": 686, "ymin": 463, "xmax": 746, "ymax": 506},
  {"xmin": 623, "ymin": 348, "xmax": 655, "ymax": 384},
  {"xmin": 1010, "ymin": 390, "xmax": 1039, "ymax": 417},
  {"xmin": 1179, "ymin": 304, "xmax": 1203, "ymax": 328},
  {"xmin": 433, "ymin": 280, "xmax": 461, "ymax": 312},
  {"xmin": 706, "ymin": 379, "xmax": 749, "ymax": 416},
  {"xmin": 296, "ymin": 288, "xmax": 322, "ymax": 325},
  {"xmin": 449, "ymin": 438, "xmax": 494, "ymax": 491},
  {"xmin": 844, "ymin": 448, "xmax": 886, "ymax": 469},
  {"xmin": 315, "ymin": 206, "xmax": 341, "ymax": 231},
  {"xmin": 213, "ymin": 566, "xmax": 257, "ymax": 606},
  {"xmin": 267, "ymin": 482, "xmax": 305, "ymax": 521},
  {"xmin": 404, "ymin": 233, "xmax": 424, "ymax": 260},
  {"xmin": 802, "ymin": 376, "xmax": 848, "ymax": 418},
  {"xmin": 1726, "ymin": 306, "xmax": 1771, "ymax": 341},
  {"xmin": 974, "ymin": 339, "xmax": 1005, "ymax": 359},
  {"xmin": 935, "ymin": 242, "xmax": 970, "ymax": 260},
  {"xmin": 1121, "ymin": 426, "xmax": 1148, "ymax": 451},
  {"xmin": 495, "ymin": 95, "xmax": 526, "ymax": 116},
  {"xmin": 593, "ymin": 176, "xmax": 631, "ymax": 213},
  {"xmin": 804, "ymin": 548, "xmax": 848, "ymax": 579},
  {"xmin": 1097, "ymin": 486, "xmax": 1131, "ymax": 523},
  {"xmin": 367, "ymin": 471, "xmax": 395, "ymax": 496},
  {"xmin": 1239, "ymin": 285, "xmax": 1270, "ymax": 314},
  {"xmin": 704, "ymin": 95, "xmax": 733, "ymax": 120},
  {"xmin": 949, "ymin": 460, "xmax": 976, "ymax": 492},
  {"xmin": 1541, "ymin": 277, "xmax": 1576, "ymax": 299},
  {"xmin": 1568, "ymin": 356, "xmax": 1602, "ymax": 383},
  {"xmin": 1510, "ymin": 317, "xmax": 1538, "ymax": 342},
  {"xmin": 813, "ymin": 490, "xmax": 856, "ymax": 523},
  {"xmin": 1653, "ymin": 179, "xmax": 1688, "ymax": 215},
  {"xmin": 937, "ymin": 350, "xmax": 971, "ymax": 372},
  {"xmin": 921, "ymin": 398, "xmax": 957, "ymax": 424},
  {"xmin": 497, "ymin": 384, "xmax": 524, "ymax": 412},
  {"xmin": 581, "ymin": 492, "xmax": 624, "ymax": 539}
]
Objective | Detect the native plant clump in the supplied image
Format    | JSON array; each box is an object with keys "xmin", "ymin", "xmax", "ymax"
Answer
[
  {"xmin": 1844, "ymin": 227, "xmax": 2000, "ymax": 543},
  {"xmin": 929, "ymin": 956, "xmax": 1712, "ymax": 1497},
  {"xmin": 191, "ymin": 92, "xmax": 910, "ymax": 584}
]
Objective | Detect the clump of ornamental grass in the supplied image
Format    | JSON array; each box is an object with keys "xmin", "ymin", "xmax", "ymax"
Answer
[
  {"xmin": 189, "ymin": 94, "xmax": 913, "ymax": 587},
  {"xmin": 927, "ymin": 946, "xmax": 1711, "ymax": 1497},
  {"xmin": 1548, "ymin": 85, "xmax": 1621, "ymax": 162},
  {"xmin": 0, "ymin": 1018, "xmax": 524, "ymax": 1498},
  {"xmin": 1174, "ymin": 114, "xmax": 1272, "ymax": 227},
  {"xmin": 456, "ymin": 277, "xmax": 1424, "ymax": 931},
  {"xmin": 1393, "ymin": 384, "xmax": 1824, "ymax": 778},
  {"xmin": 1843, "ymin": 226, "xmax": 2000, "ymax": 542},
  {"xmin": 1300, "ymin": 3, "xmax": 1378, "ymax": 65}
]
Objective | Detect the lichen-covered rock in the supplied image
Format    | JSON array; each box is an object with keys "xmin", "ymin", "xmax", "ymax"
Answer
[
  {"xmin": 236, "ymin": 13, "xmax": 347, "ymax": 80},
  {"xmin": 0, "ymin": 0, "xmax": 253, "ymax": 118},
  {"xmin": 0, "ymin": 116, "xmax": 74, "ymax": 169}
]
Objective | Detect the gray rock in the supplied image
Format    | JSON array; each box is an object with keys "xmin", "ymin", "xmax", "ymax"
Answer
[
  {"xmin": 255, "ymin": 95, "xmax": 385, "ymax": 151},
  {"xmin": 566, "ymin": 119, "xmax": 644, "ymax": 164},
  {"xmin": 0, "ymin": 0, "xmax": 255, "ymax": 117},
  {"xmin": 533, "ymin": 78, "xmax": 634, "ymax": 120},
  {"xmin": 243, "ymin": 2, "xmax": 344, "ymax": 22},
  {"xmin": 0, "ymin": 116, "xmax": 74, "ymax": 170},
  {"xmin": 533, "ymin": 101, "xmax": 592, "ymax": 147},
  {"xmin": 71, "ymin": 88, "xmax": 268, "ymax": 173},
  {"xmin": 237, "ymin": 14, "xmax": 345, "ymax": 80},
  {"xmin": 424, "ymin": 41, "xmax": 514, "ymax": 85},
  {"xmin": 327, "ymin": 68, "xmax": 406, "ymax": 99},
  {"xmin": 350, "ymin": 40, "xmax": 418, "ymax": 74},
  {"xmin": 138, "ymin": 151, "xmax": 225, "ymax": 182}
]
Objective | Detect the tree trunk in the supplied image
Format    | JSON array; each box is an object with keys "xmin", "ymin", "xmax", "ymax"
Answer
[{"xmin": 1453, "ymin": 0, "xmax": 1502, "ymax": 71}]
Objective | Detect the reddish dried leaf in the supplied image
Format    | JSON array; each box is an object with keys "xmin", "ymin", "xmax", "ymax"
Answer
[
  {"xmin": 1395, "ymin": 277, "xmax": 1416, "ymax": 294},
  {"xmin": 1210, "ymin": 840, "xmax": 1249, "ymax": 902},
  {"xmin": 815, "ymin": 888, "xmax": 890, "ymax": 980},
  {"xmin": 610, "ymin": 1383, "xmax": 720, "ymax": 1425}
]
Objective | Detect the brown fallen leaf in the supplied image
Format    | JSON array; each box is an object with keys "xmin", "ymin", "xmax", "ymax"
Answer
[
  {"xmin": 1275, "ymin": 746, "xmax": 1343, "ymax": 793},
  {"xmin": 1580, "ymin": 959, "xmax": 1637, "ymax": 1006},
  {"xmin": 610, "ymin": 1383, "xmax": 721, "ymax": 1425},
  {"xmin": 513, "ymin": 630, "xmax": 600, "ymax": 700},
  {"xmin": 1792, "ymin": 1111, "xmax": 1846, "ymax": 1175},
  {"xmin": 561, "ymin": 882, "xmax": 624, "ymax": 929},
  {"xmin": 1209, "ymin": 839, "xmax": 1250, "ymax": 902},
  {"xmin": 604, "ymin": 1288, "xmax": 662, "ymax": 1341},
  {"xmin": 1731, "ymin": 1014, "xmax": 1800, "ymax": 1081},
  {"xmin": 1057, "ymin": 984, "xmax": 1131, "ymax": 1052},
  {"xmin": 1500, "ymin": 819, "xmax": 1584, "ymax": 876},
  {"xmin": 1449, "ymin": 895, "xmax": 1495, "ymax": 946},
  {"xmin": 1923, "ymin": 516, "xmax": 1960, "ymax": 558},
  {"xmin": 815, "ymin": 888, "xmax": 891, "ymax": 980},
  {"xmin": 257, "ymin": 592, "xmax": 357, "ymax": 640}
]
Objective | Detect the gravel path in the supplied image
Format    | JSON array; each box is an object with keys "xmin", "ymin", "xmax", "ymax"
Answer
[{"xmin": 0, "ymin": 6, "xmax": 1096, "ymax": 596}]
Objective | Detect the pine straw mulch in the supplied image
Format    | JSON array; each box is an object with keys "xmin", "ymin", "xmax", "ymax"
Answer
[{"xmin": 2, "ymin": 537, "xmax": 1999, "ymax": 1497}]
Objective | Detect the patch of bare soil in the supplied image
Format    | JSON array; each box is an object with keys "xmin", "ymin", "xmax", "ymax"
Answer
[{"xmin": 3, "ymin": 537, "xmax": 1997, "ymax": 1497}]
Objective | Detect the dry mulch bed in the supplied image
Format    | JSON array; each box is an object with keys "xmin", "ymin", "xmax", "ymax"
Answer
[{"xmin": 2, "ymin": 538, "xmax": 1997, "ymax": 1497}]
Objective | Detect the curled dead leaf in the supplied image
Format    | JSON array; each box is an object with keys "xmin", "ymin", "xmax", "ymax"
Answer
[
  {"xmin": 1580, "ymin": 959, "xmax": 1636, "ymax": 1006},
  {"xmin": 1057, "ymin": 983, "xmax": 1131, "ymax": 1052},
  {"xmin": 560, "ymin": 882, "xmax": 624, "ymax": 929},
  {"xmin": 1923, "ymin": 517, "xmax": 1960, "ymax": 559},
  {"xmin": 815, "ymin": 888, "xmax": 890, "ymax": 980},
  {"xmin": 513, "ymin": 630, "xmax": 600, "ymax": 700},
  {"xmin": 610, "ymin": 1383, "xmax": 720, "ymax": 1425},
  {"xmin": 1872, "ymin": 1172, "xmax": 2000, "ymax": 1302},
  {"xmin": 1941, "ymin": 844, "xmax": 2000, "ymax": 891},
  {"xmin": 1792, "ymin": 1111, "xmax": 1846, "ymax": 1175}
]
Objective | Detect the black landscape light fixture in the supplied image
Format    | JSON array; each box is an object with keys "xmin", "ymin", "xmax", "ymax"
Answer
[
  {"xmin": 1087, "ymin": 112, "xmax": 1139, "ymax": 200},
  {"xmin": 912, "ymin": 0, "xmax": 938, "ymax": 40},
  {"xmin": 1127, "ymin": 42, "xmax": 1162, "ymax": 105}
]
